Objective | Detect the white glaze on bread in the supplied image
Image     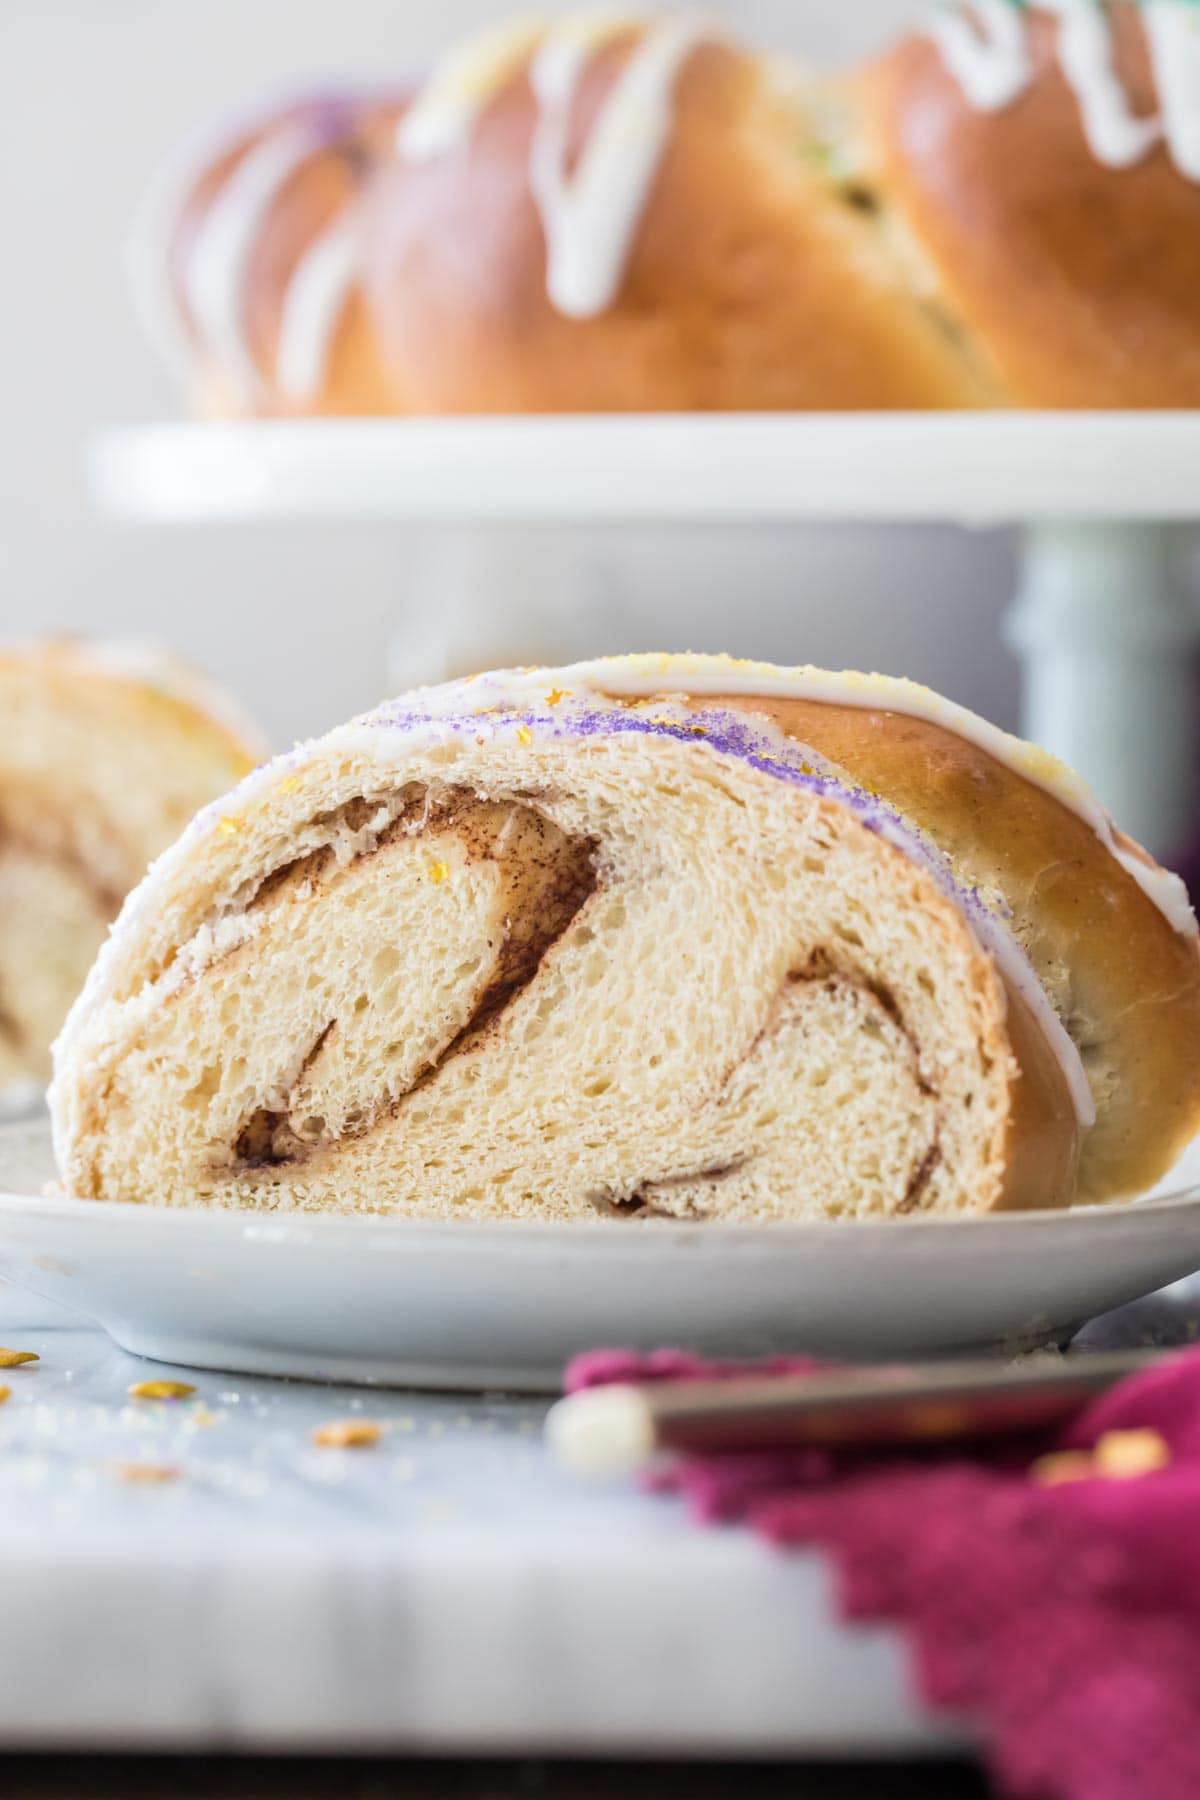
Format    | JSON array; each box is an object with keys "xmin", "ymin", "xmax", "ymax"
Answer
[
  {"xmin": 133, "ymin": 101, "xmax": 367, "ymax": 408},
  {"xmin": 527, "ymin": 13, "xmax": 713, "ymax": 317},
  {"xmin": 930, "ymin": 0, "xmax": 1200, "ymax": 176},
  {"xmin": 274, "ymin": 206, "xmax": 363, "ymax": 403},
  {"xmin": 399, "ymin": 10, "xmax": 714, "ymax": 319},
  {"xmin": 184, "ymin": 124, "xmax": 326, "ymax": 401},
  {"xmin": 396, "ymin": 15, "xmax": 549, "ymax": 159},
  {"xmin": 132, "ymin": 6, "xmax": 1200, "ymax": 415},
  {"xmin": 414, "ymin": 655, "xmax": 1196, "ymax": 937}
]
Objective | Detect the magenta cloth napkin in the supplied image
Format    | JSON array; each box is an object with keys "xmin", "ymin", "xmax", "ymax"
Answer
[{"xmin": 566, "ymin": 1346, "xmax": 1200, "ymax": 1800}]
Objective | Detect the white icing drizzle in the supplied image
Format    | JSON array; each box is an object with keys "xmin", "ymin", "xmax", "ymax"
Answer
[
  {"xmin": 1042, "ymin": 0, "xmax": 1160, "ymax": 165},
  {"xmin": 864, "ymin": 794, "xmax": 1097, "ymax": 1131},
  {"xmin": 184, "ymin": 124, "xmax": 325, "ymax": 402},
  {"xmin": 928, "ymin": 0, "xmax": 1030, "ymax": 109},
  {"xmin": 576, "ymin": 654, "xmax": 1198, "ymax": 936},
  {"xmin": 397, "ymin": 14, "xmax": 550, "ymax": 160},
  {"xmin": 528, "ymin": 13, "xmax": 711, "ymax": 318},
  {"xmin": 930, "ymin": 0, "xmax": 1200, "ymax": 177},
  {"xmin": 128, "ymin": 97, "xmax": 299, "ymax": 389},
  {"xmin": 409, "ymin": 654, "xmax": 1197, "ymax": 936},
  {"xmin": 398, "ymin": 9, "xmax": 713, "ymax": 319},
  {"xmin": 1144, "ymin": 0, "xmax": 1200, "ymax": 179},
  {"xmin": 169, "ymin": 115, "xmax": 367, "ymax": 407},
  {"xmin": 275, "ymin": 206, "xmax": 363, "ymax": 403}
]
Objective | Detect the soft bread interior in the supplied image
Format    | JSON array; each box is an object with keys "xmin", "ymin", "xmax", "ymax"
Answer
[
  {"xmin": 704, "ymin": 692, "xmax": 1200, "ymax": 1201},
  {"xmin": 0, "ymin": 655, "xmax": 255, "ymax": 881},
  {"xmin": 0, "ymin": 844, "xmax": 110, "ymax": 1085},
  {"xmin": 0, "ymin": 648, "xmax": 257, "ymax": 1084},
  {"xmin": 56, "ymin": 730, "xmax": 1055, "ymax": 1220}
]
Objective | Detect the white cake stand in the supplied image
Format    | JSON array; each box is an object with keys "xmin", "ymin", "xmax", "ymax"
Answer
[{"xmin": 90, "ymin": 413, "xmax": 1200, "ymax": 858}]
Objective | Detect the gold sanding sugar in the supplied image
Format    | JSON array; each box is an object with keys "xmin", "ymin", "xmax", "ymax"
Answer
[
  {"xmin": 1032, "ymin": 1428, "xmax": 1171, "ymax": 1488},
  {"xmin": 0, "ymin": 1349, "xmax": 38, "ymax": 1369},
  {"xmin": 1031, "ymin": 1450, "xmax": 1095, "ymax": 1488},
  {"xmin": 1094, "ymin": 1428, "xmax": 1171, "ymax": 1478},
  {"xmin": 312, "ymin": 1420, "xmax": 383, "ymax": 1449},
  {"xmin": 128, "ymin": 1379, "xmax": 196, "ymax": 1401},
  {"xmin": 110, "ymin": 1462, "xmax": 182, "ymax": 1486}
]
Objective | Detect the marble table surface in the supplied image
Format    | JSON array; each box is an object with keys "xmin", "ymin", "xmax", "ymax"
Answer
[
  {"xmin": 3, "ymin": 1279, "xmax": 1196, "ymax": 1760},
  {"xmin": 0, "ymin": 1286, "xmax": 941, "ymax": 1759}
]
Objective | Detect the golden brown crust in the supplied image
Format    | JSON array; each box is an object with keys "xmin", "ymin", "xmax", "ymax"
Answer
[
  {"xmin": 861, "ymin": 5, "xmax": 1200, "ymax": 407},
  {"xmin": 172, "ymin": 104, "xmax": 397, "ymax": 418},
  {"xmin": 699, "ymin": 690, "xmax": 1200, "ymax": 1202},
  {"xmin": 0, "ymin": 644, "xmax": 261, "ymax": 1087},
  {"xmin": 171, "ymin": 35, "xmax": 991, "ymax": 417},
  {"xmin": 152, "ymin": 8, "xmax": 1200, "ymax": 415},
  {"xmin": 358, "ymin": 38, "xmax": 989, "ymax": 413},
  {"xmin": 994, "ymin": 977, "xmax": 1080, "ymax": 1213}
]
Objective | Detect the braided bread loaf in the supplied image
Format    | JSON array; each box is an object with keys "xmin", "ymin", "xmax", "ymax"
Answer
[
  {"xmin": 132, "ymin": 4, "xmax": 1200, "ymax": 415},
  {"xmin": 51, "ymin": 655, "xmax": 1200, "ymax": 1219},
  {"xmin": 0, "ymin": 642, "xmax": 262, "ymax": 1092}
]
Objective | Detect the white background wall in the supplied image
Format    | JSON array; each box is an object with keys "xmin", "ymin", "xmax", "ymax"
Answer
[{"xmin": 1, "ymin": 0, "xmax": 1021, "ymax": 749}]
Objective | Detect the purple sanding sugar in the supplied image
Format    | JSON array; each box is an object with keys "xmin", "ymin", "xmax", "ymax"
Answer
[{"xmin": 364, "ymin": 693, "xmax": 1010, "ymax": 933}]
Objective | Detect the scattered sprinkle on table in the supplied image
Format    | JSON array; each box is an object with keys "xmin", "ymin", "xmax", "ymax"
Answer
[
  {"xmin": 0, "ymin": 1385, "xmax": 10, "ymax": 1405},
  {"xmin": 312, "ymin": 1420, "xmax": 382, "ymax": 1449},
  {"xmin": 1094, "ymin": 1427, "xmax": 1172, "ymax": 1477},
  {"xmin": 0, "ymin": 1349, "xmax": 38, "ymax": 1369},
  {"xmin": 109, "ymin": 1461, "xmax": 182, "ymax": 1485},
  {"xmin": 128, "ymin": 1379, "xmax": 196, "ymax": 1401},
  {"xmin": 1033, "ymin": 1451, "xmax": 1095, "ymax": 1488},
  {"xmin": 1033, "ymin": 1427, "xmax": 1171, "ymax": 1487}
]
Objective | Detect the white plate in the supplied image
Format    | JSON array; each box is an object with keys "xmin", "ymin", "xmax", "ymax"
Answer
[
  {"xmin": 4, "ymin": 1123, "xmax": 1200, "ymax": 1390},
  {"xmin": 88, "ymin": 413, "xmax": 1200, "ymax": 526}
]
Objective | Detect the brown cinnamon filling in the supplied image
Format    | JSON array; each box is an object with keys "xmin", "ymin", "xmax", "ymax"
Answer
[
  {"xmin": 592, "ymin": 970, "xmax": 942, "ymax": 1220},
  {"xmin": 896, "ymin": 1141, "xmax": 942, "ymax": 1215},
  {"xmin": 0, "ymin": 822, "xmax": 128, "ymax": 925},
  {"xmin": 216, "ymin": 788, "xmax": 944, "ymax": 1213},
  {"xmin": 0, "ymin": 826, "xmax": 128, "ymax": 1073},
  {"xmin": 234, "ymin": 1021, "xmax": 336, "ymax": 1166},
  {"xmin": 0, "ymin": 996, "xmax": 24, "ymax": 1053},
  {"xmin": 226, "ymin": 787, "xmax": 598, "ymax": 1172}
]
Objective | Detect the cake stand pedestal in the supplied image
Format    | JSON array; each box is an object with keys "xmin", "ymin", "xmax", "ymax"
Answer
[
  {"xmin": 1009, "ymin": 522, "xmax": 1197, "ymax": 854},
  {"xmin": 90, "ymin": 414, "xmax": 1200, "ymax": 858}
]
